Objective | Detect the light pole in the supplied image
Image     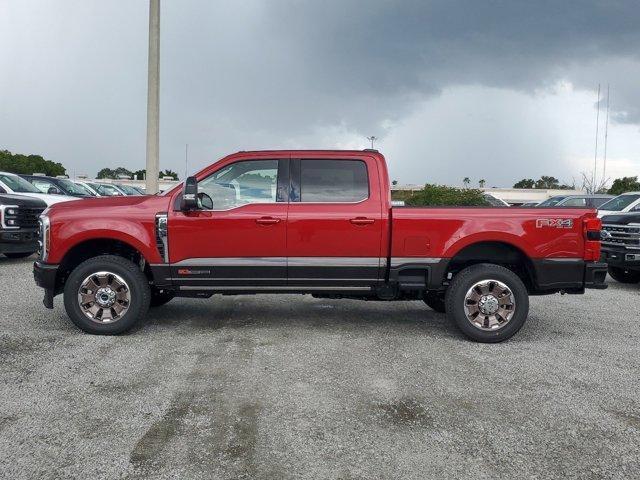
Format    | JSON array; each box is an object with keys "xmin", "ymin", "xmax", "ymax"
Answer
[
  {"xmin": 145, "ymin": 0, "xmax": 160, "ymax": 194},
  {"xmin": 366, "ymin": 136, "xmax": 377, "ymax": 149}
]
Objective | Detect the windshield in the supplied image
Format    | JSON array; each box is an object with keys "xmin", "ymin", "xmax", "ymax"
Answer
[
  {"xmin": 57, "ymin": 178, "xmax": 90, "ymax": 195},
  {"xmin": 72, "ymin": 182, "xmax": 97, "ymax": 196},
  {"xmin": 116, "ymin": 184, "xmax": 140, "ymax": 195},
  {"xmin": 599, "ymin": 194, "xmax": 640, "ymax": 211},
  {"xmin": 537, "ymin": 196, "xmax": 567, "ymax": 207},
  {"xmin": 96, "ymin": 184, "xmax": 123, "ymax": 196},
  {"xmin": 0, "ymin": 173, "xmax": 42, "ymax": 193}
]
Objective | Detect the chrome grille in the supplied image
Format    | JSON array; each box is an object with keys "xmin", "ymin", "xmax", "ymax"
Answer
[{"xmin": 602, "ymin": 224, "xmax": 640, "ymax": 250}]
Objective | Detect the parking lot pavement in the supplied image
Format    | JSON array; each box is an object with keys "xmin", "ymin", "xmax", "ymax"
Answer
[{"xmin": 0, "ymin": 256, "xmax": 638, "ymax": 479}]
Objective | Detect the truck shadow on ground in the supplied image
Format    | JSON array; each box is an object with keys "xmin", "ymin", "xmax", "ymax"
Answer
[{"xmin": 140, "ymin": 297, "xmax": 550, "ymax": 343}]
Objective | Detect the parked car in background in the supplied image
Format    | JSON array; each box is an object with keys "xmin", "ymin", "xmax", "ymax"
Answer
[
  {"xmin": 71, "ymin": 181, "xmax": 100, "ymax": 196},
  {"xmin": 537, "ymin": 194, "xmax": 613, "ymax": 208},
  {"xmin": 0, "ymin": 194, "xmax": 46, "ymax": 258},
  {"xmin": 115, "ymin": 184, "xmax": 143, "ymax": 195},
  {"xmin": 482, "ymin": 193, "xmax": 510, "ymax": 206},
  {"xmin": 0, "ymin": 172, "xmax": 78, "ymax": 206},
  {"xmin": 22, "ymin": 175, "xmax": 93, "ymax": 198},
  {"xmin": 94, "ymin": 182, "xmax": 126, "ymax": 196},
  {"xmin": 597, "ymin": 192, "xmax": 640, "ymax": 218},
  {"xmin": 600, "ymin": 212, "xmax": 640, "ymax": 284}
]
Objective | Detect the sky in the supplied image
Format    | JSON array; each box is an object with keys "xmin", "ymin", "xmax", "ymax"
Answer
[{"xmin": 1, "ymin": 0, "xmax": 640, "ymax": 188}]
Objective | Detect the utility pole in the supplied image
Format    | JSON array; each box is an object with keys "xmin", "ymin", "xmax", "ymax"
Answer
[
  {"xmin": 366, "ymin": 136, "xmax": 377, "ymax": 149},
  {"xmin": 145, "ymin": 0, "xmax": 160, "ymax": 194},
  {"xmin": 592, "ymin": 84, "xmax": 600, "ymax": 191},
  {"xmin": 603, "ymin": 84, "xmax": 610, "ymax": 184}
]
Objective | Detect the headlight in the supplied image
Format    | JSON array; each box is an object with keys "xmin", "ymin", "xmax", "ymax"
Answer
[{"xmin": 39, "ymin": 214, "xmax": 51, "ymax": 261}]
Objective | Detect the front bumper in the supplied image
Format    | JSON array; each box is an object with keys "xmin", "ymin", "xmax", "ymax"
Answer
[
  {"xmin": 0, "ymin": 228, "xmax": 39, "ymax": 254},
  {"xmin": 33, "ymin": 261, "xmax": 58, "ymax": 309},
  {"xmin": 601, "ymin": 247, "xmax": 640, "ymax": 270}
]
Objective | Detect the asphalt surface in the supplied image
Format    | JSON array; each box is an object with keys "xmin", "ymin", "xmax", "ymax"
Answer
[{"xmin": 0, "ymin": 255, "xmax": 639, "ymax": 479}]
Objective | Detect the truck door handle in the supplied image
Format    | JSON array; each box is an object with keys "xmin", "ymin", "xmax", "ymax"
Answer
[
  {"xmin": 256, "ymin": 216, "xmax": 281, "ymax": 225},
  {"xmin": 350, "ymin": 217, "xmax": 375, "ymax": 225}
]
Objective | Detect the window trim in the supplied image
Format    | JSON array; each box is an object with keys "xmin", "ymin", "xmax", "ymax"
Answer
[
  {"xmin": 195, "ymin": 158, "xmax": 288, "ymax": 212},
  {"xmin": 293, "ymin": 158, "xmax": 371, "ymax": 204}
]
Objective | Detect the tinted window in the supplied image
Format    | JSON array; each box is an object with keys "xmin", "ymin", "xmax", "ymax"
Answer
[
  {"xmin": 199, "ymin": 159, "xmax": 279, "ymax": 209},
  {"xmin": 599, "ymin": 194, "xmax": 640, "ymax": 211},
  {"xmin": 590, "ymin": 197, "xmax": 612, "ymax": 208},
  {"xmin": 0, "ymin": 174, "xmax": 41, "ymax": 193},
  {"xmin": 537, "ymin": 196, "xmax": 567, "ymax": 207},
  {"xmin": 300, "ymin": 160, "xmax": 368, "ymax": 202},
  {"xmin": 560, "ymin": 197, "xmax": 586, "ymax": 207}
]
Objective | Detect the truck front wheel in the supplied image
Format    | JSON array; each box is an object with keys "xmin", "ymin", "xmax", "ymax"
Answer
[
  {"xmin": 607, "ymin": 266, "xmax": 640, "ymax": 284},
  {"xmin": 63, "ymin": 255, "xmax": 151, "ymax": 335},
  {"xmin": 445, "ymin": 263, "xmax": 529, "ymax": 343}
]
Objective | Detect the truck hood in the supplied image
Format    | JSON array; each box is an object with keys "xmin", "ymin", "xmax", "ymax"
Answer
[
  {"xmin": 0, "ymin": 193, "xmax": 48, "ymax": 208},
  {"xmin": 600, "ymin": 213, "xmax": 640, "ymax": 225},
  {"xmin": 15, "ymin": 192, "xmax": 79, "ymax": 207},
  {"xmin": 47, "ymin": 193, "xmax": 171, "ymax": 214}
]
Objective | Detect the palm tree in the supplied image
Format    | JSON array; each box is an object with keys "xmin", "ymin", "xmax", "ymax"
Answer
[
  {"xmin": 479, "ymin": 179, "xmax": 486, "ymax": 188},
  {"xmin": 463, "ymin": 177, "xmax": 470, "ymax": 188}
]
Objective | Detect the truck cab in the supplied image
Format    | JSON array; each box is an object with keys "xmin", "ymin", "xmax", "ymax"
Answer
[{"xmin": 33, "ymin": 150, "xmax": 607, "ymax": 342}]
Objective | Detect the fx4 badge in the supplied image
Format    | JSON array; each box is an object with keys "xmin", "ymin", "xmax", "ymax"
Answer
[{"xmin": 536, "ymin": 218, "xmax": 573, "ymax": 229}]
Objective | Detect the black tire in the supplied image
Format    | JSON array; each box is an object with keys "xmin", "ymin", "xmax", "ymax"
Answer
[
  {"xmin": 445, "ymin": 263, "xmax": 529, "ymax": 343},
  {"xmin": 4, "ymin": 252, "xmax": 35, "ymax": 259},
  {"xmin": 423, "ymin": 291, "xmax": 446, "ymax": 313},
  {"xmin": 607, "ymin": 266, "xmax": 640, "ymax": 284},
  {"xmin": 63, "ymin": 255, "xmax": 150, "ymax": 335},
  {"xmin": 150, "ymin": 288, "xmax": 175, "ymax": 307}
]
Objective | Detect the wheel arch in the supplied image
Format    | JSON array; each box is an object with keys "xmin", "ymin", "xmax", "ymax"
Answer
[
  {"xmin": 55, "ymin": 238, "xmax": 154, "ymax": 293},
  {"xmin": 446, "ymin": 240, "xmax": 536, "ymax": 292}
]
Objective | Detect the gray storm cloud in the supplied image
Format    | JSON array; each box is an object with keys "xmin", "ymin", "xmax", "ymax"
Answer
[{"xmin": 1, "ymin": 0, "xmax": 639, "ymax": 183}]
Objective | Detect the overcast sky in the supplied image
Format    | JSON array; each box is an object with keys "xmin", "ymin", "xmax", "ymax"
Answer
[{"xmin": 1, "ymin": 0, "xmax": 640, "ymax": 187}]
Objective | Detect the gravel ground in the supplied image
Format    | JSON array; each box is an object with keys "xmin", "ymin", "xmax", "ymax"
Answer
[{"xmin": 0, "ymin": 255, "xmax": 639, "ymax": 479}]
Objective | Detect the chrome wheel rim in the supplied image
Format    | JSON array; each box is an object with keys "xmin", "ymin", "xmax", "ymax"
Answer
[
  {"xmin": 77, "ymin": 271, "xmax": 131, "ymax": 323},
  {"xmin": 463, "ymin": 279, "xmax": 515, "ymax": 331}
]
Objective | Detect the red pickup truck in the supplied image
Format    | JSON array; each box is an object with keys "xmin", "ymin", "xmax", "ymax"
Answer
[{"xmin": 34, "ymin": 150, "xmax": 607, "ymax": 342}]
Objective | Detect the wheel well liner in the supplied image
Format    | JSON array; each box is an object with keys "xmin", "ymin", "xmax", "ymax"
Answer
[
  {"xmin": 56, "ymin": 239, "xmax": 151, "ymax": 293},
  {"xmin": 447, "ymin": 241, "xmax": 535, "ymax": 291}
]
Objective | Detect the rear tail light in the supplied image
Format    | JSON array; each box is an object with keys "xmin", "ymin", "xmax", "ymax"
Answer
[{"xmin": 583, "ymin": 215, "xmax": 602, "ymax": 261}]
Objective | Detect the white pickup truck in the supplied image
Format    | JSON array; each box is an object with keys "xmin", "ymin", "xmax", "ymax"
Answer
[{"xmin": 0, "ymin": 172, "xmax": 78, "ymax": 207}]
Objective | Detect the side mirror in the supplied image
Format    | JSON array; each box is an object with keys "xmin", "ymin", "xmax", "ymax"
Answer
[
  {"xmin": 181, "ymin": 176, "xmax": 198, "ymax": 210},
  {"xmin": 47, "ymin": 186, "xmax": 61, "ymax": 195}
]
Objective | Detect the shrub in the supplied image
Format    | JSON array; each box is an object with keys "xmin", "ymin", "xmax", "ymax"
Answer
[{"xmin": 403, "ymin": 184, "xmax": 489, "ymax": 207}]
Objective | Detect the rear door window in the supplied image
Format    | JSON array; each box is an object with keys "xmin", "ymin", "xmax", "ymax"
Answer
[{"xmin": 299, "ymin": 160, "xmax": 369, "ymax": 202}]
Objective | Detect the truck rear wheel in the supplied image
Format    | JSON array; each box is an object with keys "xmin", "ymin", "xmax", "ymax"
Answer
[
  {"xmin": 607, "ymin": 266, "xmax": 640, "ymax": 284},
  {"xmin": 63, "ymin": 255, "xmax": 150, "ymax": 335},
  {"xmin": 445, "ymin": 263, "xmax": 529, "ymax": 343}
]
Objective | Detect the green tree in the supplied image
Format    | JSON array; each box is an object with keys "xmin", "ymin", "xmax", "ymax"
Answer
[
  {"xmin": 513, "ymin": 178, "xmax": 535, "ymax": 188},
  {"xmin": 96, "ymin": 168, "xmax": 115, "ymax": 179},
  {"xmin": 534, "ymin": 176, "xmax": 561, "ymax": 189},
  {"xmin": 392, "ymin": 180, "xmax": 398, "ymax": 186},
  {"xmin": 405, "ymin": 184, "xmax": 489, "ymax": 207},
  {"xmin": 160, "ymin": 169, "xmax": 179, "ymax": 180},
  {"xmin": 608, "ymin": 176, "xmax": 640, "ymax": 196},
  {"xmin": 478, "ymin": 179, "xmax": 486, "ymax": 188},
  {"xmin": 463, "ymin": 177, "xmax": 470, "ymax": 188},
  {"xmin": 0, "ymin": 150, "xmax": 66, "ymax": 176}
]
